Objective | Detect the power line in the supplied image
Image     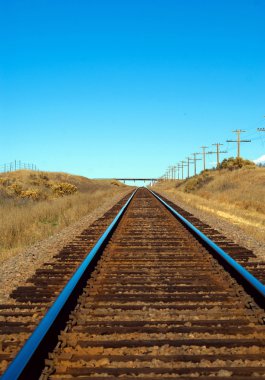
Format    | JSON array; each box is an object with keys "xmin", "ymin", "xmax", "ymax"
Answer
[
  {"xmin": 160, "ymin": 116, "xmax": 265, "ymax": 180},
  {"xmin": 207, "ymin": 143, "xmax": 227, "ymax": 168},
  {"xmin": 226, "ymin": 130, "xmax": 251, "ymax": 158}
]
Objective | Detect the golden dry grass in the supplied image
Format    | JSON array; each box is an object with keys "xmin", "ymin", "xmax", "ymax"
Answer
[
  {"xmin": 0, "ymin": 170, "xmax": 125, "ymax": 200},
  {"xmin": 153, "ymin": 167, "xmax": 265, "ymax": 243},
  {"xmin": 0, "ymin": 171, "xmax": 129, "ymax": 262}
]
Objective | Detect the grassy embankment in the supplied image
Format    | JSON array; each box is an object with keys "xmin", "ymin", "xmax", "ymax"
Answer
[
  {"xmin": 0, "ymin": 170, "xmax": 129, "ymax": 262},
  {"xmin": 153, "ymin": 161, "xmax": 265, "ymax": 243}
]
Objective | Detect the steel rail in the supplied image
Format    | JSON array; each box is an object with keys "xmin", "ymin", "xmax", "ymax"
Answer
[
  {"xmin": 150, "ymin": 190, "xmax": 265, "ymax": 306},
  {"xmin": 1, "ymin": 189, "xmax": 137, "ymax": 380}
]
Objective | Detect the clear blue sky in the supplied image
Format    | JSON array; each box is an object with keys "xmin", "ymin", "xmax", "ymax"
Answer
[{"xmin": 0, "ymin": 0, "xmax": 264, "ymax": 179}]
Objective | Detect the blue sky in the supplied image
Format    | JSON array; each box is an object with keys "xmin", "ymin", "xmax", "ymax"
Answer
[{"xmin": 0, "ymin": 0, "xmax": 264, "ymax": 180}]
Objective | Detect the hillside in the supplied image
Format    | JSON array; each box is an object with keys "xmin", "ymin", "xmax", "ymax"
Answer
[
  {"xmin": 153, "ymin": 166, "xmax": 265, "ymax": 243},
  {"xmin": 0, "ymin": 170, "xmax": 124, "ymax": 201},
  {"xmin": 0, "ymin": 170, "xmax": 129, "ymax": 262}
]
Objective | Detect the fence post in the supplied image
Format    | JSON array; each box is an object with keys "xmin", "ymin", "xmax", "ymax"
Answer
[{"xmin": 0, "ymin": 161, "xmax": 38, "ymax": 173}]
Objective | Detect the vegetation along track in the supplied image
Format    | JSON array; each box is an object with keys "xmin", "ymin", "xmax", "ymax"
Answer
[{"xmin": 2, "ymin": 188, "xmax": 265, "ymax": 379}]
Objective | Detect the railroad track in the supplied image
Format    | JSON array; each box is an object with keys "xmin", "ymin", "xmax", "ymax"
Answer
[{"xmin": 1, "ymin": 188, "xmax": 265, "ymax": 379}]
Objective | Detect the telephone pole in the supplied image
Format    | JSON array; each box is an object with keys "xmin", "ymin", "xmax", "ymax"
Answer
[
  {"xmin": 186, "ymin": 157, "xmax": 194, "ymax": 178},
  {"xmin": 207, "ymin": 143, "xmax": 227, "ymax": 168},
  {"xmin": 227, "ymin": 130, "xmax": 251, "ymax": 158},
  {"xmin": 172, "ymin": 165, "xmax": 176, "ymax": 181},
  {"xmin": 191, "ymin": 153, "xmax": 201, "ymax": 176},
  {"xmin": 167, "ymin": 166, "xmax": 172, "ymax": 180},
  {"xmin": 171, "ymin": 166, "xmax": 174, "ymax": 180},
  {"xmin": 170, "ymin": 166, "xmax": 174, "ymax": 180},
  {"xmin": 177, "ymin": 164, "xmax": 181, "ymax": 180},
  {"xmin": 200, "ymin": 146, "xmax": 208, "ymax": 171},
  {"xmin": 180, "ymin": 160, "xmax": 188, "ymax": 180},
  {"xmin": 172, "ymin": 166, "xmax": 175, "ymax": 180},
  {"xmin": 168, "ymin": 167, "xmax": 171, "ymax": 180}
]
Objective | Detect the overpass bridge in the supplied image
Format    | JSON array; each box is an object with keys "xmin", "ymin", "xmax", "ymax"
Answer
[
  {"xmin": 95, "ymin": 178, "xmax": 160, "ymax": 184},
  {"xmin": 114, "ymin": 178, "xmax": 158, "ymax": 183}
]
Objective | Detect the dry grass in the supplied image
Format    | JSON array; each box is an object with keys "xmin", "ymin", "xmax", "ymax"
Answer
[
  {"xmin": 0, "ymin": 170, "xmax": 124, "ymax": 200},
  {"xmin": 0, "ymin": 171, "xmax": 129, "ymax": 262},
  {"xmin": 153, "ymin": 166, "xmax": 265, "ymax": 243}
]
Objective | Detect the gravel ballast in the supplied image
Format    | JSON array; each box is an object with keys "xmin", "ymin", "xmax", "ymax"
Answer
[{"xmin": 155, "ymin": 189, "xmax": 265, "ymax": 262}]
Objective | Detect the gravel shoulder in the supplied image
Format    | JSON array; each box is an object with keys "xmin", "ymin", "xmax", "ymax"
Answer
[
  {"xmin": 0, "ymin": 189, "xmax": 132, "ymax": 303},
  {"xmin": 155, "ymin": 189, "xmax": 265, "ymax": 262}
]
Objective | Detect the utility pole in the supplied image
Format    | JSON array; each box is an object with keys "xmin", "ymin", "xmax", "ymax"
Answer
[
  {"xmin": 213, "ymin": 143, "xmax": 223, "ymax": 167},
  {"xmin": 167, "ymin": 168, "xmax": 171, "ymax": 181},
  {"xmin": 207, "ymin": 143, "xmax": 227, "ymax": 168},
  {"xmin": 177, "ymin": 164, "xmax": 181, "ymax": 180},
  {"xmin": 167, "ymin": 167, "xmax": 171, "ymax": 181},
  {"xmin": 180, "ymin": 160, "xmax": 188, "ymax": 180},
  {"xmin": 171, "ymin": 166, "xmax": 174, "ymax": 180},
  {"xmin": 186, "ymin": 157, "xmax": 194, "ymax": 178},
  {"xmin": 172, "ymin": 165, "xmax": 176, "ymax": 181},
  {"xmin": 171, "ymin": 166, "xmax": 175, "ymax": 180},
  {"xmin": 227, "ymin": 130, "xmax": 251, "ymax": 158},
  {"xmin": 200, "ymin": 146, "xmax": 208, "ymax": 171},
  {"xmin": 191, "ymin": 153, "xmax": 201, "ymax": 176}
]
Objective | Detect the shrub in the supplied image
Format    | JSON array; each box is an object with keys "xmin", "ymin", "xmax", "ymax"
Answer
[
  {"xmin": 111, "ymin": 180, "xmax": 120, "ymax": 186},
  {"xmin": 0, "ymin": 178, "xmax": 11, "ymax": 187},
  {"xmin": 7, "ymin": 183, "xmax": 23, "ymax": 196},
  {"xmin": 184, "ymin": 172, "xmax": 213, "ymax": 193},
  {"xmin": 39, "ymin": 172, "xmax": 49, "ymax": 181},
  {"xmin": 219, "ymin": 157, "xmax": 255, "ymax": 170},
  {"xmin": 51, "ymin": 182, "xmax": 78, "ymax": 197},
  {"xmin": 20, "ymin": 189, "xmax": 43, "ymax": 201},
  {"xmin": 29, "ymin": 178, "xmax": 42, "ymax": 186}
]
